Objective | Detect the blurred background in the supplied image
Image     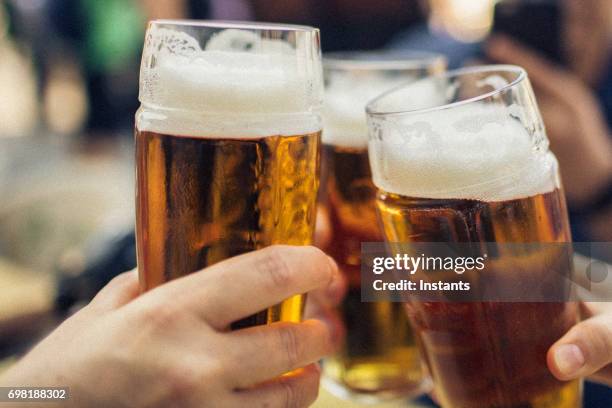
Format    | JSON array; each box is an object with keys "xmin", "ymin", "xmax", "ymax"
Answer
[{"xmin": 0, "ymin": 0, "xmax": 610, "ymax": 406}]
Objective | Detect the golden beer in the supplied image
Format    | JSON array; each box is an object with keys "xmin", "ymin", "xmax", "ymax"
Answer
[
  {"xmin": 377, "ymin": 189, "xmax": 581, "ymax": 408},
  {"xmin": 136, "ymin": 130, "xmax": 320, "ymax": 327}
]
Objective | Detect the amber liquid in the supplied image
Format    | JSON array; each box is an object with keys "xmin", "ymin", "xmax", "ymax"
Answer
[
  {"xmin": 319, "ymin": 145, "xmax": 427, "ymax": 399},
  {"xmin": 377, "ymin": 189, "xmax": 581, "ymax": 408},
  {"xmin": 136, "ymin": 130, "xmax": 321, "ymax": 327}
]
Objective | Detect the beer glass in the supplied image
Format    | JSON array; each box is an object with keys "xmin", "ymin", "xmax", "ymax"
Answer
[
  {"xmin": 136, "ymin": 21, "xmax": 323, "ymax": 328},
  {"xmin": 319, "ymin": 52, "xmax": 445, "ymax": 401},
  {"xmin": 366, "ymin": 65, "xmax": 581, "ymax": 408}
]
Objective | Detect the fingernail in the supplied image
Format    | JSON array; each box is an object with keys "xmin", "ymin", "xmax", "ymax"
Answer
[{"xmin": 554, "ymin": 344, "xmax": 585, "ymax": 376}]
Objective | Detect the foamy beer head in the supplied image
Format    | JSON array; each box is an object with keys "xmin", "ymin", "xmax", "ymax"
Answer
[
  {"xmin": 366, "ymin": 65, "xmax": 560, "ymax": 202},
  {"xmin": 137, "ymin": 20, "xmax": 323, "ymax": 137},
  {"xmin": 323, "ymin": 52, "xmax": 446, "ymax": 149}
]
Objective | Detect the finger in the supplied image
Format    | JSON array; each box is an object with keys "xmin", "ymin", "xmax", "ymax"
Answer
[
  {"xmin": 582, "ymin": 301, "xmax": 612, "ymax": 318},
  {"xmin": 589, "ymin": 364, "xmax": 612, "ymax": 387},
  {"xmin": 547, "ymin": 312, "xmax": 612, "ymax": 382},
  {"xmin": 163, "ymin": 245, "xmax": 337, "ymax": 329},
  {"xmin": 224, "ymin": 320, "xmax": 332, "ymax": 388},
  {"xmin": 87, "ymin": 270, "xmax": 140, "ymax": 312},
  {"xmin": 303, "ymin": 301, "xmax": 345, "ymax": 352},
  {"xmin": 485, "ymin": 36, "xmax": 569, "ymax": 98},
  {"xmin": 306, "ymin": 258, "xmax": 346, "ymax": 309},
  {"xmin": 233, "ymin": 364, "xmax": 321, "ymax": 408}
]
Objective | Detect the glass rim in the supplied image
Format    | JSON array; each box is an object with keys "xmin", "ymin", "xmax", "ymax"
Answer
[
  {"xmin": 366, "ymin": 64, "xmax": 527, "ymax": 117},
  {"xmin": 323, "ymin": 50, "xmax": 446, "ymax": 71},
  {"xmin": 148, "ymin": 19, "xmax": 319, "ymax": 33}
]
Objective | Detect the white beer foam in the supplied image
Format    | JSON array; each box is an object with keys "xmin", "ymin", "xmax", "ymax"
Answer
[
  {"xmin": 138, "ymin": 27, "xmax": 322, "ymax": 137},
  {"xmin": 324, "ymin": 77, "xmax": 445, "ymax": 148},
  {"xmin": 369, "ymin": 103, "xmax": 558, "ymax": 201}
]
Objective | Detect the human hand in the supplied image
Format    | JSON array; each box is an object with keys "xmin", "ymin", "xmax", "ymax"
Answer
[
  {"xmin": 548, "ymin": 302, "xmax": 612, "ymax": 386},
  {"xmin": 486, "ymin": 36, "xmax": 612, "ymax": 207},
  {"xmin": 0, "ymin": 246, "xmax": 342, "ymax": 408}
]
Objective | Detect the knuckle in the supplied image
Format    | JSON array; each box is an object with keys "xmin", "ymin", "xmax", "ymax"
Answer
[
  {"xmin": 583, "ymin": 320, "xmax": 612, "ymax": 362},
  {"xmin": 165, "ymin": 358, "xmax": 225, "ymax": 403},
  {"xmin": 139, "ymin": 298, "xmax": 182, "ymax": 330},
  {"xmin": 258, "ymin": 247, "xmax": 295, "ymax": 290},
  {"xmin": 303, "ymin": 369, "xmax": 321, "ymax": 406},
  {"xmin": 281, "ymin": 370, "xmax": 319, "ymax": 408},
  {"xmin": 164, "ymin": 360, "xmax": 206, "ymax": 403},
  {"xmin": 277, "ymin": 324, "xmax": 302, "ymax": 370},
  {"xmin": 166, "ymin": 363, "xmax": 198, "ymax": 398},
  {"xmin": 280, "ymin": 379, "xmax": 300, "ymax": 408}
]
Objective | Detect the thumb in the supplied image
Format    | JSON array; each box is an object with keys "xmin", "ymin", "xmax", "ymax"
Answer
[
  {"xmin": 87, "ymin": 269, "xmax": 140, "ymax": 312},
  {"xmin": 547, "ymin": 312, "xmax": 612, "ymax": 384}
]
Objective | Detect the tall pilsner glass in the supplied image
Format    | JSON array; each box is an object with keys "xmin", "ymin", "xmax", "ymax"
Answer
[
  {"xmin": 319, "ymin": 52, "xmax": 445, "ymax": 402},
  {"xmin": 366, "ymin": 65, "xmax": 581, "ymax": 408},
  {"xmin": 136, "ymin": 20, "xmax": 323, "ymax": 328}
]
